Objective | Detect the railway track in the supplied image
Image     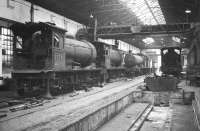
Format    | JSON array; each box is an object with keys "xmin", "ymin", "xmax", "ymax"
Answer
[
  {"xmin": 128, "ymin": 104, "xmax": 153, "ymax": 131},
  {"xmin": 97, "ymin": 103, "xmax": 153, "ymax": 131}
]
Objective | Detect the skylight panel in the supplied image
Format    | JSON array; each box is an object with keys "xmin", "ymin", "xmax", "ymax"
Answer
[
  {"xmin": 142, "ymin": 37, "xmax": 155, "ymax": 44},
  {"xmin": 119, "ymin": 0, "xmax": 166, "ymax": 25}
]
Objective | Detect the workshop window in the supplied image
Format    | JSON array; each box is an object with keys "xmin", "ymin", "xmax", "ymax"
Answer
[
  {"xmin": 1, "ymin": 27, "xmax": 14, "ymax": 68},
  {"xmin": 53, "ymin": 34, "xmax": 60, "ymax": 48},
  {"xmin": 16, "ymin": 36, "xmax": 22, "ymax": 49}
]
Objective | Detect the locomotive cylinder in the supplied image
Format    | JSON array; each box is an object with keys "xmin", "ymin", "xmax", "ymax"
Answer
[
  {"xmin": 109, "ymin": 49, "xmax": 123, "ymax": 66},
  {"xmin": 124, "ymin": 54, "xmax": 144, "ymax": 67},
  {"xmin": 64, "ymin": 38, "xmax": 97, "ymax": 67}
]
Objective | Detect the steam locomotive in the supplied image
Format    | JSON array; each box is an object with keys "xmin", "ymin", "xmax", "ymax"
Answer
[
  {"xmin": 144, "ymin": 47, "xmax": 182, "ymax": 92},
  {"xmin": 10, "ymin": 22, "xmax": 152, "ymax": 97},
  {"xmin": 160, "ymin": 47, "xmax": 182, "ymax": 76}
]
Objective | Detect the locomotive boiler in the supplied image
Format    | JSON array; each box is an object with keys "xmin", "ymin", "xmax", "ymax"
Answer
[
  {"xmin": 109, "ymin": 49, "xmax": 123, "ymax": 67},
  {"xmin": 64, "ymin": 38, "xmax": 97, "ymax": 67},
  {"xmin": 124, "ymin": 53, "xmax": 144, "ymax": 68}
]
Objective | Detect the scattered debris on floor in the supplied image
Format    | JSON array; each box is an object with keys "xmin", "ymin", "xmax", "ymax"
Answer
[
  {"xmin": 9, "ymin": 100, "xmax": 47, "ymax": 112},
  {"xmin": 69, "ymin": 90, "xmax": 85, "ymax": 97},
  {"xmin": 0, "ymin": 113, "xmax": 7, "ymax": 118},
  {"xmin": 0, "ymin": 97, "xmax": 51, "ymax": 117},
  {"xmin": 140, "ymin": 106, "xmax": 171, "ymax": 131},
  {"xmin": 0, "ymin": 102, "xmax": 9, "ymax": 109}
]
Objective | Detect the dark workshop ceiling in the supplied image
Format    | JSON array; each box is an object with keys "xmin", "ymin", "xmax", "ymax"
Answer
[{"xmin": 26, "ymin": 0, "xmax": 200, "ymax": 49}]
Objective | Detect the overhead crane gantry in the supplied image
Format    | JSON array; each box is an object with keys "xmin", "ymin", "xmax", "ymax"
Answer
[{"xmin": 89, "ymin": 23, "xmax": 192, "ymax": 39}]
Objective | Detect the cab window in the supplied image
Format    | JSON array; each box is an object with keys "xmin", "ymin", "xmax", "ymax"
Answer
[{"xmin": 53, "ymin": 33, "xmax": 60, "ymax": 48}]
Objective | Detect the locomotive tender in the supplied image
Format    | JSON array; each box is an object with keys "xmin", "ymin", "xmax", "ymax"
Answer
[{"xmin": 11, "ymin": 22, "xmax": 152, "ymax": 97}]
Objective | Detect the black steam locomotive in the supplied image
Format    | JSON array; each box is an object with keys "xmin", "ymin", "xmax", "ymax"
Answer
[
  {"xmin": 161, "ymin": 47, "xmax": 182, "ymax": 76},
  {"xmin": 10, "ymin": 22, "xmax": 152, "ymax": 97},
  {"xmin": 144, "ymin": 47, "xmax": 182, "ymax": 92}
]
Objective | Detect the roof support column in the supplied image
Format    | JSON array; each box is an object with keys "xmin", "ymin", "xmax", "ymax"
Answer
[
  {"xmin": 94, "ymin": 17, "xmax": 98, "ymax": 41},
  {"xmin": 30, "ymin": 3, "xmax": 34, "ymax": 22}
]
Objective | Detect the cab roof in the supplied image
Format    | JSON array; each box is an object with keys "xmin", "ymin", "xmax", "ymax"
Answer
[{"xmin": 10, "ymin": 22, "xmax": 67, "ymax": 38}]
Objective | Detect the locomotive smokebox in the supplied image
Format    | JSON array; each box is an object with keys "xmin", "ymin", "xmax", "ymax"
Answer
[
  {"xmin": 124, "ymin": 54, "xmax": 144, "ymax": 67},
  {"xmin": 64, "ymin": 38, "xmax": 97, "ymax": 67}
]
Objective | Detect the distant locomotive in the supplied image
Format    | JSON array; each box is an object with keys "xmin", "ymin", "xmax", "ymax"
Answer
[
  {"xmin": 11, "ymin": 22, "xmax": 153, "ymax": 97},
  {"xmin": 144, "ymin": 47, "xmax": 182, "ymax": 92},
  {"xmin": 160, "ymin": 47, "xmax": 182, "ymax": 76}
]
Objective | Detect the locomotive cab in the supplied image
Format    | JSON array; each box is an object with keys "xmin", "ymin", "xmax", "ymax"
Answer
[
  {"xmin": 11, "ymin": 22, "xmax": 66, "ymax": 70},
  {"xmin": 92, "ymin": 41, "xmax": 123, "ymax": 68}
]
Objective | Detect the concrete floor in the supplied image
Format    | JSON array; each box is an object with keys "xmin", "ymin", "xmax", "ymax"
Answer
[
  {"xmin": 140, "ymin": 107, "xmax": 171, "ymax": 131},
  {"xmin": 140, "ymin": 80, "xmax": 200, "ymax": 131},
  {"xmin": 97, "ymin": 80, "xmax": 200, "ymax": 131},
  {"xmin": 140, "ymin": 104, "xmax": 199, "ymax": 131},
  {"xmin": 171, "ymin": 104, "xmax": 199, "ymax": 131},
  {"xmin": 97, "ymin": 103, "xmax": 149, "ymax": 131},
  {"xmin": 1, "ymin": 78, "xmax": 199, "ymax": 131},
  {"xmin": 0, "ymin": 76, "xmax": 145, "ymax": 131}
]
